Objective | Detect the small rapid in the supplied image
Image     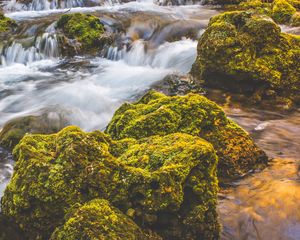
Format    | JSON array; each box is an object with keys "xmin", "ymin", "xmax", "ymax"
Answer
[
  {"xmin": 1, "ymin": 33, "xmax": 59, "ymax": 65},
  {"xmin": 0, "ymin": 38, "xmax": 197, "ymax": 130},
  {"xmin": 1, "ymin": 2, "xmax": 215, "ymax": 130}
]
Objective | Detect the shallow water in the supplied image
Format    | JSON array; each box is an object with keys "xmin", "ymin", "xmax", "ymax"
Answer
[
  {"xmin": 0, "ymin": 0, "xmax": 300, "ymax": 239},
  {"xmin": 213, "ymin": 95, "xmax": 300, "ymax": 240}
]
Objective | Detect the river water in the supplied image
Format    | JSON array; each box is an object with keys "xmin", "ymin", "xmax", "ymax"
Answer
[{"xmin": 0, "ymin": 1, "xmax": 299, "ymax": 239}]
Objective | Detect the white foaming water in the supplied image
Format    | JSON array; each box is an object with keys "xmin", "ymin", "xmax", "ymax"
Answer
[
  {"xmin": 5, "ymin": 3, "xmax": 219, "ymax": 21},
  {"xmin": 107, "ymin": 39, "xmax": 197, "ymax": 73},
  {"xmin": 1, "ymin": 33, "xmax": 59, "ymax": 66},
  {"xmin": 0, "ymin": 39, "xmax": 197, "ymax": 130},
  {"xmin": 3, "ymin": 0, "xmax": 85, "ymax": 11},
  {"xmin": 0, "ymin": 148, "xmax": 14, "ymax": 201}
]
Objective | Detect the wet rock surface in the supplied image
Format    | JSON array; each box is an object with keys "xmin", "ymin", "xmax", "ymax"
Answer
[{"xmin": 0, "ymin": 111, "xmax": 69, "ymax": 150}]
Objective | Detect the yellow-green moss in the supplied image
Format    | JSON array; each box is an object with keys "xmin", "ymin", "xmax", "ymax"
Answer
[
  {"xmin": 237, "ymin": 0, "xmax": 300, "ymax": 24},
  {"xmin": 56, "ymin": 13, "xmax": 111, "ymax": 54},
  {"xmin": 272, "ymin": 0, "xmax": 296, "ymax": 23},
  {"xmin": 191, "ymin": 11, "xmax": 300, "ymax": 106},
  {"xmin": 2, "ymin": 125, "xmax": 219, "ymax": 239},
  {"xmin": 118, "ymin": 133, "xmax": 219, "ymax": 239},
  {"xmin": 106, "ymin": 90, "xmax": 268, "ymax": 182},
  {"xmin": 288, "ymin": 0, "xmax": 300, "ymax": 9},
  {"xmin": 240, "ymin": 0, "xmax": 263, "ymax": 9},
  {"xmin": 50, "ymin": 199, "xmax": 156, "ymax": 240},
  {"xmin": 0, "ymin": 13, "xmax": 16, "ymax": 33},
  {"xmin": 290, "ymin": 12, "xmax": 300, "ymax": 26}
]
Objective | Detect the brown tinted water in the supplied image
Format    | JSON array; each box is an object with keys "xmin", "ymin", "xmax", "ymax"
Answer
[{"xmin": 209, "ymin": 91, "xmax": 300, "ymax": 240}]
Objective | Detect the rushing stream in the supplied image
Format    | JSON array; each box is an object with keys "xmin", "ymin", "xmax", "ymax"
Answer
[{"xmin": 0, "ymin": 0, "xmax": 299, "ymax": 239}]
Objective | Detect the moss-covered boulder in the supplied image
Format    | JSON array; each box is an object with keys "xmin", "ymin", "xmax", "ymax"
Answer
[
  {"xmin": 0, "ymin": 13, "xmax": 16, "ymax": 33},
  {"xmin": 56, "ymin": 13, "xmax": 112, "ymax": 55},
  {"xmin": 106, "ymin": 90, "xmax": 268, "ymax": 182},
  {"xmin": 271, "ymin": 0, "xmax": 296, "ymax": 23},
  {"xmin": 191, "ymin": 11, "xmax": 300, "ymax": 107},
  {"xmin": 0, "ymin": 113, "xmax": 68, "ymax": 150},
  {"xmin": 1, "ymin": 125, "xmax": 219, "ymax": 239},
  {"xmin": 50, "ymin": 199, "xmax": 158, "ymax": 240}
]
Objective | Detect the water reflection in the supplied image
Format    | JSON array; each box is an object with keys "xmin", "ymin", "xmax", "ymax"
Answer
[{"xmin": 212, "ymin": 91, "xmax": 300, "ymax": 240}]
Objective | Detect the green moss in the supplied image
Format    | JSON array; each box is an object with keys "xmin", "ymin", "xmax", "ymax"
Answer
[
  {"xmin": 288, "ymin": 0, "xmax": 300, "ymax": 9},
  {"xmin": 0, "ymin": 114, "xmax": 67, "ymax": 150},
  {"xmin": 56, "ymin": 13, "xmax": 111, "ymax": 54},
  {"xmin": 239, "ymin": 0, "xmax": 263, "ymax": 9},
  {"xmin": 1, "ymin": 126, "xmax": 118, "ymax": 239},
  {"xmin": 238, "ymin": 0, "xmax": 272, "ymax": 16},
  {"xmin": 0, "ymin": 13, "xmax": 16, "ymax": 33},
  {"xmin": 237, "ymin": 0, "xmax": 299, "ymax": 24},
  {"xmin": 191, "ymin": 11, "xmax": 300, "ymax": 106},
  {"xmin": 205, "ymin": 0, "xmax": 244, "ymax": 5},
  {"xmin": 271, "ymin": 0, "xmax": 296, "ymax": 23},
  {"xmin": 2, "ymin": 125, "xmax": 219, "ymax": 239},
  {"xmin": 106, "ymin": 90, "xmax": 268, "ymax": 182},
  {"xmin": 50, "ymin": 199, "xmax": 157, "ymax": 240},
  {"xmin": 290, "ymin": 12, "xmax": 300, "ymax": 26}
]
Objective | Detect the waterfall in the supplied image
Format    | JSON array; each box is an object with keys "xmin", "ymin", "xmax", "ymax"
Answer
[
  {"xmin": 106, "ymin": 46, "xmax": 126, "ymax": 61},
  {"xmin": 1, "ymin": 33, "xmax": 60, "ymax": 66}
]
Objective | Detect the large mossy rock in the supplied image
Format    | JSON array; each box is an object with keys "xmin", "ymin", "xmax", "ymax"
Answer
[
  {"xmin": 106, "ymin": 90, "xmax": 268, "ymax": 182},
  {"xmin": 50, "ymin": 199, "xmax": 159, "ymax": 240},
  {"xmin": 56, "ymin": 13, "xmax": 112, "ymax": 55},
  {"xmin": 191, "ymin": 11, "xmax": 300, "ymax": 107},
  {"xmin": 0, "ymin": 113, "xmax": 68, "ymax": 150},
  {"xmin": 1, "ymin": 125, "xmax": 219, "ymax": 239}
]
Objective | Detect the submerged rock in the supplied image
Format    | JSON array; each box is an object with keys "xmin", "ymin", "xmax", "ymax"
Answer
[
  {"xmin": 152, "ymin": 74, "xmax": 204, "ymax": 96},
  {"xmin": 106, "ymin": 90, "xmax": 268, "ymax": 182},
  {"xmin": 191, "ymin": 11, "xmax": 300, "ymax": 108},
  {"xmin": 0, "ymin": 112, "xmax": 68, "ymax": 150},
  {"xmin": 56, "ymin": 13, "xmax": 113, "ymax": 55},
  {"xmin": 1, "ymin": 125, "xmax": 219, "ymax": 239}
]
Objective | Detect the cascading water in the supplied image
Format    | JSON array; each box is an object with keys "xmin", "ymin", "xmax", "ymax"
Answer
[
  {"xmin": 1, "ymin": 32, "xmax": 60, "ymax": 65},
  {"xmin": 3, "ymin": 0, "xmax": 85, "ymax": 11},
  {"xmin": 2, "ymin": 0, "xmax": 122, "ymax": 11},
  {"xmin": 1, "ymin": 0, "xmax": 300, "ymax": 239}
]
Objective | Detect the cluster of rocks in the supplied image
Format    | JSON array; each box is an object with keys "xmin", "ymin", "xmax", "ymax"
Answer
[
  {"xmin": 1, "ymin": 2, "xmax": 299, "ymax": 238},
  {"xmin": 0, "ymin": 91, "xmax": 268, "ymax": 239}
]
